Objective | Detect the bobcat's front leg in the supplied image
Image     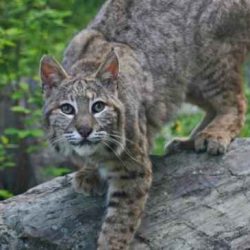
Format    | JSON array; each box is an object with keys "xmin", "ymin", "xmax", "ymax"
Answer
[
  {"xmin": 73, "ymin": 163, "xmax": 106, "ymax": 196},
  {"xmin": 97, "ymin": 158, "xmax": 152, "ymax": 250}
]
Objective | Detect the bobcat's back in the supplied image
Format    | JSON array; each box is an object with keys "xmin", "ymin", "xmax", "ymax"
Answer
[
  {"xmin": 88, "ymin": 0, "xmax": 249, "ymax": 135},
  {"xmin": 41, "ymin": 1, "xmax": 250, "ymax": 249}
]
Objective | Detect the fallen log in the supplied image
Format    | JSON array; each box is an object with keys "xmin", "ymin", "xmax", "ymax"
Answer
[{"xmin": 1, "ymin": 139, "xmax": 250, "ymax": 250}]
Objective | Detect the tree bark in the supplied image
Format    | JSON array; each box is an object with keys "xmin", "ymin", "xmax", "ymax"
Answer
[{"xmin": 1, "ymin": 138, "xmax": 250, "ymax": 250}]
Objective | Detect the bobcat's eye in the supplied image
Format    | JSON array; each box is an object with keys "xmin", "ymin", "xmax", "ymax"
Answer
[
  {"xmin": 60, "ymin": 103, "xmax": 75, "ymax": 115},
  {"xmin": 92, "ymin": 101, "xmax": 105, "ymax": 114}
]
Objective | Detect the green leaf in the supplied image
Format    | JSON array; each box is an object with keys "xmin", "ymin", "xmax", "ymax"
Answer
[
  {"xmin": 0, "ymin": 136, "xmax": 9, "ymax": 145},
  {"xmin": 5, "ymin": 27, "xmax": 23, "ymax": 37},
  {"xmin": 29, "ymin": 129, "xmax": 44, "ymax": 138},
  {"xmin": 4, "ymin": 128, "xmax": 19, "ymax": 136},
  {"xmin": 11, "ymin": 91, "xmax": 23, "ymax": 100},
  {"xmin": 19, "ymin": 82, "xmax": 29, "ymax": 92},
  {"xmin": 17, "ymin": 130, "xmax": 30, "ymax": 139},
  {"xmin": 11, "ymin": 106, "xmax": 31, "ymax": 114},
  {"xmin": 43, "ymin": 166, "xmax": 71, "ymax": 177},
  {"xmin": 0, "ymin": 189, "xmax": 14, "ymax": 200},
  {"xmin": 2, "ymin": 162, "xmax": 15, "ymax": 168},
  {"xmin": 4, "ymin": 128, "xmax": 43, "ymax": 139}
]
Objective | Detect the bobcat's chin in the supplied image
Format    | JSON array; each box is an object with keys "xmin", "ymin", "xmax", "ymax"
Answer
[{"xmin": 72, "ymin": 143, "xmax": 100, "ymax": 157}]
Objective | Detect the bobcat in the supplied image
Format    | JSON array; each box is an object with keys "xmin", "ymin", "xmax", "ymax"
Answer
[{"xmin": 40, "ymin": 0, "xmax": 249, "ymax": 249}]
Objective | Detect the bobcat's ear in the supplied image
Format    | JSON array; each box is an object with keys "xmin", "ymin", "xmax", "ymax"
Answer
[
  {"xmin": 40, "ymin": 55, "xmax": 68, "ymax": 96},
  {"xmin": 96, "ymin": 49, "xmax": 119, "ymax": 84}
]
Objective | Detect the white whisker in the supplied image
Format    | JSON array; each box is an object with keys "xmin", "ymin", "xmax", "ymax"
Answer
[
  {"xmin": 101, "ymin": 141, "xmax": 127, "ymax": 168},
  {"xmin": 50, "ymin": 136, "xmax": 66, "ymax": 145},
  {"xmin": 104, "ymin": 137, "xmax": 142, "ymax": 166},
  {"xmin": 109, "ymin": 133, "xmax": 137, "ymax": 146}
]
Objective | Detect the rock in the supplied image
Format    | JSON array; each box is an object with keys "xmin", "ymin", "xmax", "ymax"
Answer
[{"xmin": 1, "ymin": 139, "xmax": 250, "ymax": 250}]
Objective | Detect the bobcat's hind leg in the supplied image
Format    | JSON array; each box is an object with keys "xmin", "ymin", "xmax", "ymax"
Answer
[{"xmin": 73, "ymin": 163, "xmax": 107, "ymax": 196}]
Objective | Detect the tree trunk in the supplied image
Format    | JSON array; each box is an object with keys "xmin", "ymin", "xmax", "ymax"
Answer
[{"xmin": 0, "ymin": 139, "xmax": 250, "ymax": 250}]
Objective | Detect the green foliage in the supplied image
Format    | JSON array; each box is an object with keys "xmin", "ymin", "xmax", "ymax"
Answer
[
  {"xmin": 152, "ymin": 112, "xmax": 203, "ymax": 155},
  {"xmin": 0, "ymin": 137, "xmax": 16, "ymax": 169},
  {"xmin": 43, "ymin": 166, "xmax": 71, "ymax": 177},
  {"xmin": 0, "ymin": 189, "xmax": 14, "ymax": 200},
  {"xmin": 0, "ymin": 0, "xmax": 103, "ymax": 183}
]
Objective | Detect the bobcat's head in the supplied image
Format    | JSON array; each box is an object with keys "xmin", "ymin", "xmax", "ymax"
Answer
[{"xmin": 40, "ymin": 50, "xmax": 125, "ymax": 159}]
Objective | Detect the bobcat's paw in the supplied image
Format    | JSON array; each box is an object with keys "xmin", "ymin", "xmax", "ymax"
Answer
[
  {"xmin": 194, "ymin": 131, "xmax": 231, "ymax": 155},
  {"xmin": 165, "ymin": 138, "xmax": 194, "ymax": 155},
  {"xmin": 72, "ymin": 169, "xmax": 106, "ymax": 196}
]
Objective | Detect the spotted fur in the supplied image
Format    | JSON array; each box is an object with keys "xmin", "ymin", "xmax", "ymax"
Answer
[{"xmin": 40, "ymin": 0, "xmax": 250, "ymax": 249}]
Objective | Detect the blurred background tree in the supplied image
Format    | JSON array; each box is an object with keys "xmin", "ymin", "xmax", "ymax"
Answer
[
  {"xmin": 0, "ymin": 0, "xmax": 249, "ymax": 200},
  {"xmin": 0, "ymin": 0, "xmax": 103, "ymax": 199}
]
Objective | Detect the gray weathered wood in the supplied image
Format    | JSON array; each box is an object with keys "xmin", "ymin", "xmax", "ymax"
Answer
[{"xmin": 1, "ymin": 139, "xmax": 250, "ymax": 250}]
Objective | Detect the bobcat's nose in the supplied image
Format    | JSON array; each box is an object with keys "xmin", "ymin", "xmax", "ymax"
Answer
[{"xmin": 77, "ymin": 126, "xmax": 93, "ymax": 139}]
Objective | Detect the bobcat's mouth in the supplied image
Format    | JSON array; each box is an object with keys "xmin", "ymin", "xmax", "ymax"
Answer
[
  {"xmin": 70, "ymin": 138, "xmax": 101, "ymax": 157},
  {"xmin": 70, "ymin": 139, "xmax": 100, "ymax": 147}
]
